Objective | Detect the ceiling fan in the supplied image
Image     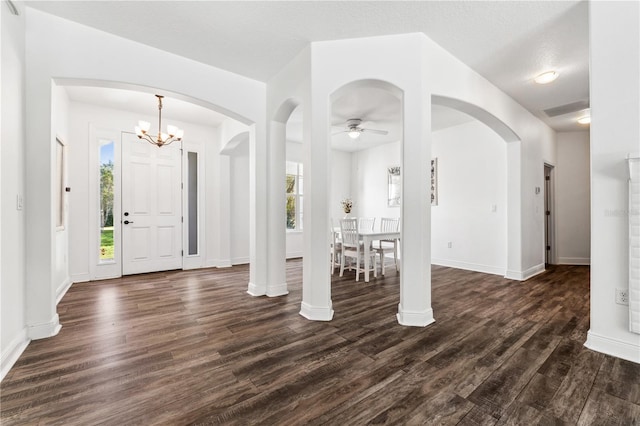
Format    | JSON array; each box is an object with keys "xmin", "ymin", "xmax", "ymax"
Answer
[{"xmin": 334, "ymin": 118, "xmax": 389, "ymax": 140}]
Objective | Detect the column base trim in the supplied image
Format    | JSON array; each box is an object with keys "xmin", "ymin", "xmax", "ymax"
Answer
[
  {"xmin": 300, "ymin": 301, "xmax": 334, "ymax": 321},
  {"xmin": 247, "ymin": 282, "xmax": 266, "ymax": 297},
  {"xmin": 397, "ymin": 304, "xmax": 436, "ymax": 327},
  {"xmin": 267, "ymin": 282, "xmax": 288, "ymax": 297},
  {"xmin": 585, "ymin": 330, "xmax": 640, "ymax": 364},
  {"xmin": 27, "ymin": 314, "xmax": 62, "ymax": 340}
]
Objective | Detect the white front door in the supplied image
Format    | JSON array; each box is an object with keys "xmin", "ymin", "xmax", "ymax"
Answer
[{"xmin": 121, "ymin": 132, "xmax": 183, "ymax": 275}]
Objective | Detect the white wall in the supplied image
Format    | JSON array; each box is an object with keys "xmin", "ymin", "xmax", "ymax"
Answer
[
  {"xmin": 1, "ymin": 0, "xmax": 29, "ymax": 380},
  {"xmin": 331, "ymin": 149, "xmax": 354, "ymax": 223},
  {"xmin": 556, "ymin": 131, "xmax": 590, "ymax": 265},
  {"xmin": 351, "ymin": 141, "xmax": 402, "ymax": 221},
  {"xmin": 586, "ymin": 1, "xmax": 640, "ymax": 363},
  {"xmin": 431, "ymin": 120, "xmax": 507, "ymax": 275},
  {"xmin": 67, "ymin": 100, "xmax": 219, "ymax": 280}
]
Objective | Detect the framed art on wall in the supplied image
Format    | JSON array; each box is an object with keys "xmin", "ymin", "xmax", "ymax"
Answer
[
  {"xmin": 388, "ymin": 166, "xmax": 401, "ymax": 207},
  {"xmin": 431, "ymin": 158, "xmax": 438, "ymax": 206}
]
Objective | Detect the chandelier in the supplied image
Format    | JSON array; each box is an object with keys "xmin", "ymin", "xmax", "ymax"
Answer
[{"xmin": 135, "ymin": 95, "xmax": 184, "ymax": 147}]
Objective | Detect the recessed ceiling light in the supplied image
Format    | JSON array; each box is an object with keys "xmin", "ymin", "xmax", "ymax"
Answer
[
  {"xmin": 577, "ymin": 115, "xmax": 591, "ymax": 124},
  {"xmin": 534, "ymin": 71, "xmax": 559, "ymax": 84}
]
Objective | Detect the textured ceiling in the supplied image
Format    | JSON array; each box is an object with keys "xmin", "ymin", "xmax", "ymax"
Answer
[{"xmin": 29, "ymin": 1, "xmax": 590, "ymax": 133}]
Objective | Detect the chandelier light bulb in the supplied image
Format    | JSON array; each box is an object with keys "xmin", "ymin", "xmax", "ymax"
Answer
[{"xmin": 134, "ymin": 95, "xmax": 183, "ymax": 147}]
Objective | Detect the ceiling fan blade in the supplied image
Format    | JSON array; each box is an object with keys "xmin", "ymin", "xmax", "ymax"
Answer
[
  {"xmin": 361, "ymin": 128, "xmax": 388, "ymax": 135},
  {"xmin": 332, "ymin": 130, "xmax": 347, "ymax": 136}
]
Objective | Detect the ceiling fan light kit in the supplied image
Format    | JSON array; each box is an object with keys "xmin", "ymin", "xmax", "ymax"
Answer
[
  {"xmin": 338, "ymin": 118, "xmax": 389, "ymax": 140},
  {"xmin": 135, "ymin": 94, "xmax": 184, "ymax": 147}
]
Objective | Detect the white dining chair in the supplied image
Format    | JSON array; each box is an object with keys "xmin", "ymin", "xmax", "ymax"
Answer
[
  {"xmin": 358, "ymin": 217, "xmax": 376, "ymax": 232},
  {"xmin": 375, "ymin": 217, "xmax": 400, "ymax": 275},
  {"xmin": 330, "ymin": 223, "xmax": 342, "ymax": 274},
  {"xmin": 340, "ymin": 218, "xmax": 377, "ymax": 281}
]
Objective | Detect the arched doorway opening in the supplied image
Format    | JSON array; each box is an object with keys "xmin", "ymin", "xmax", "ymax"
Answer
[{"xmin": 431, "ymin": 95, "xmax": 521, "ymax": 279}]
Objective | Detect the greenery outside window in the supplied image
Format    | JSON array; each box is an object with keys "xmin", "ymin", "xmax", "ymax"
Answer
[
  {"xmin": 286, "ymin": 161, "xmax": 303, "ymax": 230},
  {"xmin": 99, "ymin": 140, "xmax": 115, "ymax": 261}
]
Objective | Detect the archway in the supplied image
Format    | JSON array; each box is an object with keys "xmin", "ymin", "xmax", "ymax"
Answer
[{"xmin": 431, "ymin": 95, "xmax": 522, "ymax": 279}]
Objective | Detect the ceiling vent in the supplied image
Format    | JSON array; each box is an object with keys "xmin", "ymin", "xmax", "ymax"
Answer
[{"xmin": 543, "ymin": 100, "xmax": 590, "ymax": 118}]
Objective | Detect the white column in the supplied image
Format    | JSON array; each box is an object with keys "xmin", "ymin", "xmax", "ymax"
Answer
[
  {"xmin": 267, "ymin": 121, "xmax": 288, "ymax": 297},
  {"xmin": 505, "ymin": 141, "xmax": 523, "ymax": 279},
  {"xmin": 300, "ymin": 100, "xmax": 333, "ymax": 320},
  {"xmin": 248, "ymin": 124, "xmax": 269, "ymax": 296},
  {"xmin": 397, "ymin": 88, "xmax": 434, "ymax": 327},
  {"xmin": 25, "ymin": 80, "xmax": 61, "ymax": 339},
  {"xmin": 216, "ymin": 154, "xmax": 232, "ymax": 268}
]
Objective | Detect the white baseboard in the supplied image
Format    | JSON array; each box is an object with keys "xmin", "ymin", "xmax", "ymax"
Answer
[
  {"xmin": 585, "ymin": 330, "xmax": 640, "ymax": 364},
  {"xmin": 55, "ymin": 277, "xmax": 73, "ymax": 305},
  {"xmin": 71, "ymin": 272, "xmax": 90, "ymax": 283},
  {"xmin": 232, "ymin": 257, "xmax": 249, "ymax": 265},
  {"xmin": 204, "ymin": 259, "xmax": 232, "ymax": 268},
  {"xmin": 28, "ymin": 314, "xmax": 62, "ymax": 340},
  {"xmin": 557, "ymin": 257, "xmax": 591, "ymax": 266},
  {"xmin": 299, "ymin": 301, "xmax": 334, "ymax": 321},
  {"xmin": 1, "ymin": 328, "xmax": 29, "ymax": 382},
  {"xmin": 431, "ymin": 258, "xmax": 506, "ymax": 276},
  {"xmin": 505, "ymin": 263, "xmax": 546, "ymax": 281},
  {"xmin": 286, "ymin": 252, "xmax": 303, "ymax": 259},
  {"xmin": 397, "ymin": 304, "xmax": 436, "ymax": 327}
]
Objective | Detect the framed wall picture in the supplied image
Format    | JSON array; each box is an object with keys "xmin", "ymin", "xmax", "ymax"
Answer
[
  {"xmin": 388, "ymin": 166, "xmax": 401, "ymax": 207},
  {"xmin": 431, "ymin": 158, "xmax": 438, "ymax": 206}
]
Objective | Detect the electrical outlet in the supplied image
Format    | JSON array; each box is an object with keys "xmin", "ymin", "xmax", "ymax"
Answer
[
  {"xmin": 16, "ymin": 194, "xmax": 23, "ymax": 210},
  {"xmin": 447, "ymin": 241, "xmax": 452, "ymax": 249},
  {"xmin": 616, "ymin": 288, "xmax": 629, "ymax": 305}
]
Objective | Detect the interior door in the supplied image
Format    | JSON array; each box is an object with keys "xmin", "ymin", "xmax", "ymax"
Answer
[
  {"xmin": 121, "ymin": 132, "xmax": 183, "ymax": 275},
  {"xmin": 544, "ymin": 164, "xmax": 553, "ymax": 265}
]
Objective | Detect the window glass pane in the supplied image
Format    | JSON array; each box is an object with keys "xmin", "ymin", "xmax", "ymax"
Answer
[
  {"xmin": 298, "ymin": 176, "xmax": 303, "ymax": 195},
  {"xmin": 99, "ymin": 140, "xmax": 115, "ymax": 261},
  {"xmin": 188, "ymin": 152, "xmax": 198, "ymax": 255},
  {"xmin": 286, "ymin": 195, "xmax": 296, "ymax": 229},
  {"xmin": 286, "ymin": 174, "xmax": 296, "ymax": 194}
]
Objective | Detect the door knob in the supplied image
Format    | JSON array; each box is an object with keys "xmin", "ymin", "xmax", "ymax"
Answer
[{"xmin": 124, "ymin": 220, "xmax": 133, "ymax": 225}]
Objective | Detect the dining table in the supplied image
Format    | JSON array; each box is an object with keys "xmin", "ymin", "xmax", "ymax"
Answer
[
  {"xmin": 334, "ymin": 226, "xmax": 401, "ymax": 283},
  {"xmin": 358, "ymin": 229, "xmax": 401, "ymax": 282}
]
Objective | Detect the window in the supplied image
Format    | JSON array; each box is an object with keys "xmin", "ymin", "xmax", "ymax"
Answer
[
  {"xmin": 187, "ymin": 151, "xmax": 198, "ymax": 255},
  {"xmin": 286, "ymin": 161, "xmax": 303, "ymax": 230},
  {"xmin": 99, "ymin": 139, "xmax": 115, "ymax": 261}
]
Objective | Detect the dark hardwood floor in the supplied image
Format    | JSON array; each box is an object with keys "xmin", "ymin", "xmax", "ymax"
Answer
[{"xmin": 2, "ymin": 260, "xmax": 639, "ymax": 425}]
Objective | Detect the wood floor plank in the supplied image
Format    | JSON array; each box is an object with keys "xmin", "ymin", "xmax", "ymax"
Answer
[{"xmin": 2, "ymin": 261, "xmax": 639, "ymax": 425}]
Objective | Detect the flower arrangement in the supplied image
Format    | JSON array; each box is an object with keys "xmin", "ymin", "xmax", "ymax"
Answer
[{"xmin": 341, "ymin": 198, "xmax": 353, "ymax": 214}]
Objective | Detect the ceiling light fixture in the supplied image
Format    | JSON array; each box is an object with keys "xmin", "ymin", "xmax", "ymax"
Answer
[
  {"xmin": 534, "ymin": 70, "xmax": 559, "ymax": 84},
  {"xmin": 348, "ymin": 128, "xmax": 361, "ymax": 139},
  {"xmin": 577, "ymin": 115, "xmax": 591, "ymax": 124},
  {"xmin": 135, "ymin": 95, "xmax": 184, "ymax": 147}
]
